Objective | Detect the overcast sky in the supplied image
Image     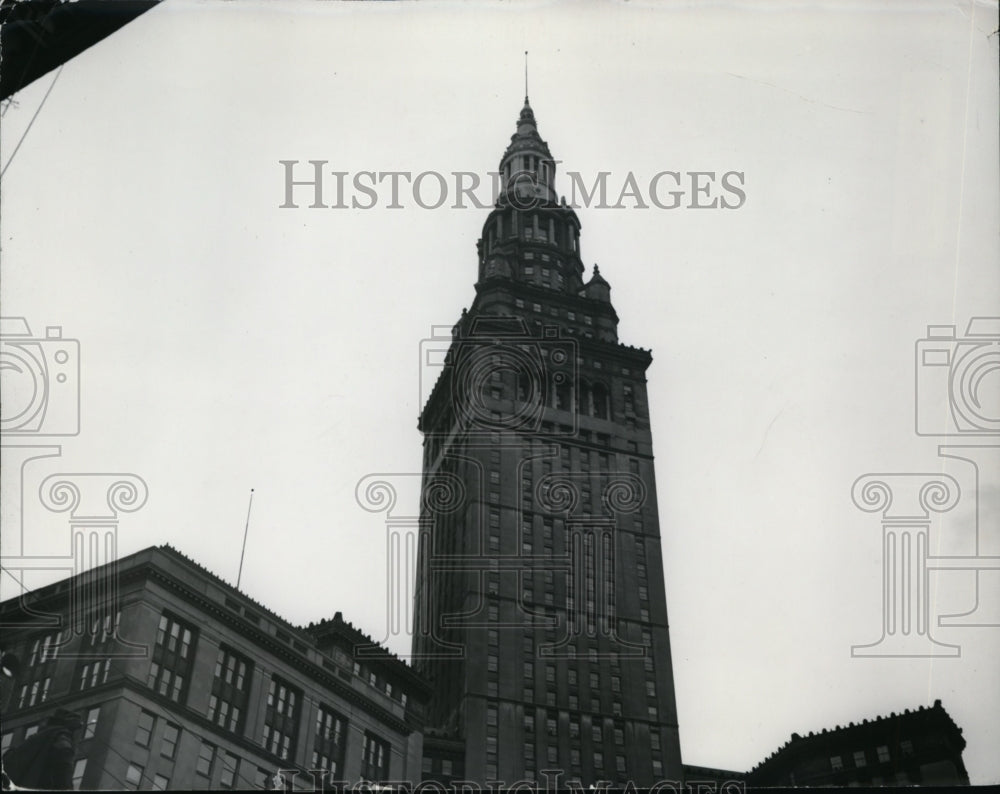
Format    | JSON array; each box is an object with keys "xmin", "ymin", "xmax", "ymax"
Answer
[{"xmin": 2, "ymin": 0, "xmax": 998, "ymax": 784}]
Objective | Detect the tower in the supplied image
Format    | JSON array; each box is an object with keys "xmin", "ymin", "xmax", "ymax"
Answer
[{"xmin": 412, "ymin": 96, "xmax": 684, "ymax": 787}]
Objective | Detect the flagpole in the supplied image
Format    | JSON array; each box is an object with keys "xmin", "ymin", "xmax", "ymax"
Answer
[{"xmin": 236, "ymin": 488, "xmax": 254, "ymax": 590}]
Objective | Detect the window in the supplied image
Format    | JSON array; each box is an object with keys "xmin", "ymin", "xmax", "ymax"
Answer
[
  {"xmin": 87, "ymin": 610, "xmax": 124, "ymax": 649},
  {"xmin": 592, "ymin": 383, "xmax": 609, "ymax": 419},
  {"xmin": 162, "ymin": 722, "xmax": 180, "ymax": 759},
  {"xmin": 830, "ymin": 755, "xmax": 843, "ymax": 771},
  {"xmin": 17, "ymin": 677, "xmax": 51, "ymax": 709},
  {"xmin": 314, "ymin": 705, "xmax": 347, "ymax": 778},
  {"xmin": 72, "ymin": 758, "xmax": 87, "ymax": 789},
  {"xmin": 1, "ymin": 734, "xmax": 11, "ymax": 753},
  {"xmin": 546, "ymin": 715, "xmax": 557, "ymax": 736},
  {"xmin": 197, "ymin": 742, "xmax": 216, "ymax": 777},
  {"xmin": 900, "ymin": 739, "xmax": 914, "ymax": 756},
  {"xmin": 361, "ymin": 732, "xmax": 390, "ymax": 781},
  {"xmin": 853, "ymin": 750, "xmax": 866, "ymax": 767},
  {"xmin": 125, "ymin": 763, "xmax": 144, "ymax": 790},
  {"xmin": 148, "ymin": 613, "xmax": 196, "ymax": 704},
  {"xmin": 78, "ymin": 660, "xmax": 111, "ymax": 691},
  {"xmin": 24, "ymin": 725, "xmax": 38, "ymax": 739},
  {"xmin": 27, "ymin": 630, "xmax": 63, "ymax": 664},
  {"xmin": 547, "ymin": 745, "xmax": 558, "ymax": 764},
  {"xmin": 135, "ymin": 710, "xmax": 155, "ymax": 747},
  {"xmin": 592, "ymin": 723, "xmax": 603, "ymax": 743},
  {"xmin": 220, "ymin": 751, "xmax": 240, "ymax": 789},
  {"xmin": 152, "ymin": 774, "xmax": 169, "ymax": 791},
  {"xmin": 623, "ymin": 384, "xmax": 635, "ymax": 414},
  {"xmin": 17, "ymin": 632, "xmax": 62, "ymax": 710},
  {"xmin": 616, "ymin": 755, "xmax": 627, "ymax": 774},
  {"xmin": 877, "ymin": 745, "xmax": 891, "ymax": 763},
  {"xmin": 208, "ymin": 646, "xmax": 251, "ymax": 733},
  {"xmin": 83, "ymin": 706, "xmax": 100, "ymax": 740},
  {"xmin": 263, "ymin": 676, "xmax": 300, "ymax": 761}
]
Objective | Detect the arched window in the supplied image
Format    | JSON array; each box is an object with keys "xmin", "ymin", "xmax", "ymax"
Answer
[
  {"xmin": 592, "ymin": 383, "xmax": 609, "ymax": 420},
  {"xmin": 578, "ymin": 382, "xmax": 591, "ymax": 415}
]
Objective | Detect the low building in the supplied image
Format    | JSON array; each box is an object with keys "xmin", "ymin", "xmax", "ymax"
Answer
[
  {"xmin": 681, "ymin": 763, "xmax": 745, "ymax": 790},
  {"xmin": 0, "ymin": 544, "xmax": 429, "ymax": 790},
  {"xmin": 746, "ymin": 699, "xmax": 970, "ymax": 787}
]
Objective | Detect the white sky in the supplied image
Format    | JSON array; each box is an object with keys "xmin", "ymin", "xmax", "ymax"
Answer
[{"xmin": 2, "ymin": 0, "xmax": 998, "ymax": 784}]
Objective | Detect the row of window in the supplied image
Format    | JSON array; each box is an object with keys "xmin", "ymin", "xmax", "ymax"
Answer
[
  {"xmin": 130, "ymin": 706, "xmax": 386, "ymax": 787},
  {"xmin": 830, "ymin": 741, "xmax": 913, "ymax": 771},
  {"xmin": 11, "ymin": 612, "xmax": 397, "ymax": 783},
  {"xmin": 513, "ymin": 297, "xmax": 594, "ymax": 327},
  {"xmin": 350, "ymin": 660, "xmax": 408, "ymax": 706}
]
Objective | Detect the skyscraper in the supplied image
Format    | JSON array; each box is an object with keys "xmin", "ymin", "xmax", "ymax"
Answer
[{"xmin": 412, "ymin": 97, "xmax": 684, "ymax": 787}]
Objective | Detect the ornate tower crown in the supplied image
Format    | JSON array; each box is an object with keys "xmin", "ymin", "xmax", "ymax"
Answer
[
  {"xmin": 477, "ymin": 97, "xmax": 588, "ymax": 298},
  {"xmin": 497, "ymin": 98, "xmax": 558, "ymax": 206}
]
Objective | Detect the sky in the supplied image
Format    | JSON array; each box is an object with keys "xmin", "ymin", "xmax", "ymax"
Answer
[{"xmin": 2, "ymin": 0, "xmax": 998, "ymax": 783}]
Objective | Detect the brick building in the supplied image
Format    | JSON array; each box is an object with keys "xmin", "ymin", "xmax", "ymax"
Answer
[{"xmin": 0, "ymin": 544, "xmax": 429, "ymax": 790}]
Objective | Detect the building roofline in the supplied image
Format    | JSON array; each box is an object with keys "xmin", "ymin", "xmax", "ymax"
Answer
[
  {"xmin": 749, "ymin": 699, "xmax": 965, "ymax": 773},
  {"xmin": 0, "ymin": 543, "xmax": 429, "ymax": 695}
]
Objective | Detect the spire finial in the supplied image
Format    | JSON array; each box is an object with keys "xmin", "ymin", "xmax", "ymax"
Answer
[{"xmin": 524, "ymin": 50, "xmax": 529, "ymax": 101}]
